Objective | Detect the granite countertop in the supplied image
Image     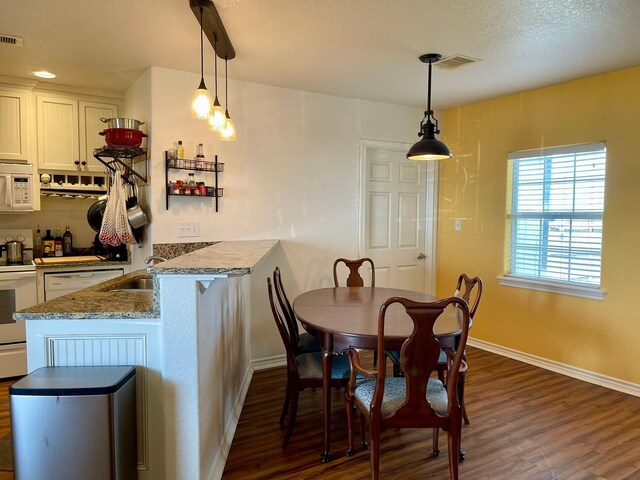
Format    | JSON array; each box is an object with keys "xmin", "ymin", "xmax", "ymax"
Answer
[
  {"xmin": 35, "ymin": 259, "xmax": 132, "ymax": 270},
  {"xmin": 15, "ymin": 269, "xmax": 157, "ymax": 320},
  {"xmin": 16, "ymin": 240, "xmax": 280, "ymax": 320},
  {"xmin": 149, "ymin": 239, "xmax": 279, "ymax": 275}
]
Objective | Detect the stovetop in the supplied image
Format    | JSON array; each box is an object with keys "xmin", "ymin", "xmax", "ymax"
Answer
[{"xmin": 0, "ymin": 259, "xmax": 36, "ymax": 272}]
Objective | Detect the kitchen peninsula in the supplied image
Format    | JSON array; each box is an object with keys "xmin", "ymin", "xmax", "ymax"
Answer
[{"xmin": 15, "ymin": 239, "xmax": 281, "ymax": 480}]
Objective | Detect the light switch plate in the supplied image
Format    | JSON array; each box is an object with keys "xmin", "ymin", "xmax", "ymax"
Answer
[{"xmin": 177, "ymin": 221, "xmax": 200, "ymax": 238}]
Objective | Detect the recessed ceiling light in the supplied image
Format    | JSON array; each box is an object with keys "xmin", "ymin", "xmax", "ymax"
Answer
[{"xmin": 33, "ymin": 71, "xmax": 56, "ymax": 79}]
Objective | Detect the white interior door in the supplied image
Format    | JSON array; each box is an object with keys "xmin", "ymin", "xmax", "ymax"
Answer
[{"xmin": 360, "ymin": 139, "xmax": 438, "ymax": 294}]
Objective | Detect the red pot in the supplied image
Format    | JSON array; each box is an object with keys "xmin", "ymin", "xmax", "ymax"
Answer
[{"xmin": 99, "ymin": 128, "xmax": 147, "ymax": 147}]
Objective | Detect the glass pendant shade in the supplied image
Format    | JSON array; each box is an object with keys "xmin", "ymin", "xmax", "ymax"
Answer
[
  {"xmin": 208, "ymin": 99, "xmax": 226, "ymax": 131},
  {"xmin": 192, "ymin": 79, "xmax": 213, "ymax": 119},
  {"xmin": 219, "ymin": 112, "xmax": 236, "ymax": 141}
]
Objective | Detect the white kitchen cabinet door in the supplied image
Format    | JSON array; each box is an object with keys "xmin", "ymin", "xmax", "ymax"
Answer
[
  {"xmin": 0, "ymin": 88, "xmax": 30, "ymax": 162},
  {"xmin": 79, "ymin": 100, "xmax": 118, "ymax": 172},
  {"xmin": 36, "ymin": 95, "xmax": 79, "ymax": 171}
]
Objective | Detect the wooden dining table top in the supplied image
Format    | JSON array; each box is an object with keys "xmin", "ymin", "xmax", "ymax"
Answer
[{"xmin": 293, "ymin": 286, "xmax": 464, "ymax": 350}]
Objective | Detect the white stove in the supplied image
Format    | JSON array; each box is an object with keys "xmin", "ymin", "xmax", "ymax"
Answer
[{"xmin": 0, "ymin": 228, "xmax": 36, "ymax": 378}]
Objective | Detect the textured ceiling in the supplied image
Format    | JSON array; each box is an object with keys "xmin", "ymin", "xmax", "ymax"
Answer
[{"xmin": 1, "ymin": 0, "xmax": 639, "ymax": 109}]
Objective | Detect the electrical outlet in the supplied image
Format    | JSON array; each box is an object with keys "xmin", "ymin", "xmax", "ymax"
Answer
[
  {"xmin": 177, "ymin": 221, "xmax": 200, "ymax": 238},
  {"xmin": 454, "ymin": 219, "xmax": 462, "ymax": 231}
]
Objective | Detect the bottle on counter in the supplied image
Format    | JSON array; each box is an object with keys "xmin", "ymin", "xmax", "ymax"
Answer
[
  {"xmin": 63, "ymin": 226, "xmax": 73, "ymax": 256},
  {"xmin": 54, "ymin": 227, "xmax": 63, "ymax": 257},
  {"xmin": 33, "ymin": 225, "xmax": 43, "ymax": 259},
  {"xmin": 43, "ymin": 229, "xmax": 54, "ymax": 257}
]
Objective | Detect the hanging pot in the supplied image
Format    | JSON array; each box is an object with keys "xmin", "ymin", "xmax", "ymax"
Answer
[
  {"xmin": 100, "ymin": 117, "xmax": 145, "ymax": 130},
  {"xmin": 126, "ymin": 184, "xmax": 149, "ymax": 229},
  {"xmin": 87, "ymin": 195, "xmax": 108, "ymax": 233},
  {"xmin": 99, "ymin": 128, "xmax": 147, "ymax": 147}
]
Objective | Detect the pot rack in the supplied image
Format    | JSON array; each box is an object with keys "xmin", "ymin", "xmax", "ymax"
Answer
[
  {"xmin": 93, "ymin": 146, "xmax": 148, "ymax": 185},
  {"xmin": 190, "ymin": 0, "xmax": 235, "ymax": 60}
]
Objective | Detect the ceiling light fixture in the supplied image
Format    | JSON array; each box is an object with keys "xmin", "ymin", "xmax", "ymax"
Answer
[
  {"xmin": 407, "ymin": 53, "xmax": 452, "ymax": 161},
  {"xmin": 219, "ymin": 57, "xmax": 236, "ymax": 142},
  {"xmin": 191, "ymin": 6, "xmax": 213, "ymax": 120},
  {"xmin": 33, "ymin": 71, "xmax": 56, "ymax": 79},
  {"xmin": 207, "ymin": 35, "xmax": 227, "ymax": 132}
]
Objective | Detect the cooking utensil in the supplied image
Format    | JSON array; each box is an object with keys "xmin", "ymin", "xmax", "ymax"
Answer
[
  {"xmin": 126, "ymin": 183, "xmax": 149, "ymax": 229},
  {"xmin": 100, "ymin": 117, "xmax": 145, "ymax": 130},
  {"xmin": 99, "ymin": 128, "xmax": 147, "ymax": 147},
  {"xmin": 5, "ymin": 235, "xmax": 25, "ymax": 263},
  {"xmin": 87, "ymin": 196, "xmax": 108, "ymax": 232}
]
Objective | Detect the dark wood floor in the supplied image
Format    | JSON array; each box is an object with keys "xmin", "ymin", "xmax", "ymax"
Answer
[
  {"xmin": 223, "ymin": 347, "xmax": 640, "ymax": 479},
  {"xmin": 2, "ymin": 348, "xmax": 639, "ymax": 479}
]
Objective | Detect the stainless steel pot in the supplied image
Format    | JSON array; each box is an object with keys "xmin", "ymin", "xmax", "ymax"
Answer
[
  {"xmin": 126, "ymin": 184, "xmax": 149, "ymax": 229},
  {"xmin": 100, "ymin": 117, "xmax": 145, "ymax": 130},
  {"xmin": 5, "ymin": 236, "xmax": 25, "ymax": 263}
]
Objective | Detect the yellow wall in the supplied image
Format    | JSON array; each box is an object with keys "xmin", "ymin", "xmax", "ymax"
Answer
[{"xmin": 437, "ymin": 67, "xmax": 640, "ymax": 384}]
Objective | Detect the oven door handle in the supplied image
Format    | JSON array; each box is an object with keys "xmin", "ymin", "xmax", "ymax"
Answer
[{"xmin": 0, "ymin": 271, "xmax": 37, "ymax": 282}]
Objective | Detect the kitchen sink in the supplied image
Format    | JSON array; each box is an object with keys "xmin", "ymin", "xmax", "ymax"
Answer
[{"xmin": 108, "ymin": 276, "xmax": 154, "ymax": 292}]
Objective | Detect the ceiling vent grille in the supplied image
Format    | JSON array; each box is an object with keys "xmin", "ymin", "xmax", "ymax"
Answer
[
  {"xmin": 435, "ymin": 54, "xmax": 479, "ymax": 70},
  {"xmin": 0, "ymin": 34, "xmax": 24, "ymax": 47}
]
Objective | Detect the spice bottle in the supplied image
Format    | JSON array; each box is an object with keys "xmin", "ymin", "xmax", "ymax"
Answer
[
  {"xmin": 176, "ymin": 140, "xmax": 184, "ymax": 158},
  {"xmin": 196, "ymin": 143, "xmax": 204, "ymax": 169}
]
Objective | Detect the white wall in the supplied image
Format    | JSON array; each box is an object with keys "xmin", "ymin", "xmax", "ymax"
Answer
[{"xmin": 144, "ymin": 66, "xmax": 421, "ymax": 294}]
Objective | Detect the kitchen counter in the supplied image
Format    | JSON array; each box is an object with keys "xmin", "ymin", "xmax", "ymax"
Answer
[
  {"xmin": 15, "ymin": 269, "xmax": 156, "ymax": 320},
  {"xmin": 35, "ymin": 257, "xmax": 132, "ymax": 270},
  {"xmin": 149, "ymin": 239, "xmax": 279, "ymax": 275}
]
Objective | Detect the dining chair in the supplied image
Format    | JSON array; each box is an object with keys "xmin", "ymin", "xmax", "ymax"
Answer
[
  {"xmin": 273, "ymin": 267, "xmax": 322, "ymax": 355},
  {"xmin": 386, "ymin": 273, "xmax": 483, "ymax": 425},
  {"xmin": 267, "ymin": 277, "xmax": 352, "ymax": 448},
  {"xmin": 333, "ymin": 257, "xmax": 375, "ymax": 287},
  {"xmin": 345, "ymin": 296, "xmax": 470, "ymax": 480}
]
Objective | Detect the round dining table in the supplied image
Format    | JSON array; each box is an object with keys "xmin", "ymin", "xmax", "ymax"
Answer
[{"xmin": 293, "ymin": 286, "xmax": 465, "ymax": 463}]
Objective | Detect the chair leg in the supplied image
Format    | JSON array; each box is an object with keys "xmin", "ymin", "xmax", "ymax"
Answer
[
  {"xmin": 345, "ymin": 393, "xmax": 355, "ymax": 456},
  {"xmin": 369, "ymin": 422, "xmax": 381, "ymax": 480},
  {"xmin": 282, "ymin": 381, "xmax": 299, "ymax": 448},
  {"xmin": 432, "ymin": 427, "xmax": 440, "ymax": 456},
  {"xmin": 279, "ymin": 376, "xmax": 290, "ymax": 424},
  {"xmin": 361, "ymin": 411, "xmax": 368, "ymax": 450},
  {"xmin": 447, "ymin": 426, "xmax": 460, "ymax": 480},
  {"xmin": 460, "ymin": 375, "xmax": 470, "ymax": 425}
]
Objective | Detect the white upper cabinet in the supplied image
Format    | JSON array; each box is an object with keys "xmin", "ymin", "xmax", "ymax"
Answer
[
  {"xmin": 0, "ymin": 88, "xmax": 30, "ymax": 162},
  {"xmin": 36, "ymin": 93, "xmax": 119, "ymax": 172}
]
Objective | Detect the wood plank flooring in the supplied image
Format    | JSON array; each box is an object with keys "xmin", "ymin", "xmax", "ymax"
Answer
[
  {"xmin": 1, "ymin": 348, "xmax": 639, "ymax": 479},
  {"xmin": 223, "ymin": 347, "xmax": 640, "ymax": 479}
]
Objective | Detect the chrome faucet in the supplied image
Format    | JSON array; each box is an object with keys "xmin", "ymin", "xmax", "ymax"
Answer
[{"xmin": 144, "ymin": 255, "xmax": 167, "ymax": 265}]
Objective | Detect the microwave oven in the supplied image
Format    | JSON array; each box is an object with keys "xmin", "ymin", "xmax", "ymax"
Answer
[{"xmin": 0, "ymin": 163, "xmax": 35, "ymax": 212}]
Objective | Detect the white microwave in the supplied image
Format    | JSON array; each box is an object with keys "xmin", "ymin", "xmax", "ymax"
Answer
[{"xmin": 0, "ymin": 163, "xmax": 35, "ymax": 212}]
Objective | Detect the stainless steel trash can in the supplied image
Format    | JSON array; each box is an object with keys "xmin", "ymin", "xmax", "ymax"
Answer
[{"xmin": 10, "ymin": 365, "xmax": 137, "ymax": 480}]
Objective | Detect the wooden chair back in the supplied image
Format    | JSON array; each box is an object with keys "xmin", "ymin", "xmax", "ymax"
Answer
[
  {"xmin": 273, "ymin": 267, "xmax": 300, "ymax": 345},
  {"xmin": 374, "ymin": 296, "xmax": 470, "ymax": 426},
  {"xmin": 267, "ymin": 277, "xmax": 298, "ymax": 373},
  {"xmin": 333, "ymin": 257, "xmax": 375, "ymax": 287},
  {"xmin": 455, "ymin": 274, "xmax": 483, "ymax": 318}
]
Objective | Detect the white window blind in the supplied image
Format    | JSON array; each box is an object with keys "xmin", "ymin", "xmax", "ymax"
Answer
[{"xmin": 507, "ymin": 142, "xmax": 606, "ymax": 287}]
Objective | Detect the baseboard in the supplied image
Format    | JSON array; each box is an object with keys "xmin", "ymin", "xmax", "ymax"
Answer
[
  {"xmin": 207, "ymin": 364, "xmax": 254, "ymax": 480},
  {"xmin": 468, "ymin": 337, "xmax": 640, "ymax": 398},
  {"xmin": 251, "ymin": 354, "xmax": 286, "ymax": 371}
]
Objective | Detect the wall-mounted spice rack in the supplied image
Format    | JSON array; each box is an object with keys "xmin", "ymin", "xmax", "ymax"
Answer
[{"xmin": 164, "ymin": 151, "xmax": 224, "ymax": 212}]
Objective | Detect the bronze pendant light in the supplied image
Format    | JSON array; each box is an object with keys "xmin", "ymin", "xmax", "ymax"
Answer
[
  {"xmin": 407, "ymin": 53, "xmax": 452, "ymax": 161},
  {"xmin": 219, "ymin": 57, "xmax": 236, "ymax": 141},
  {"xmin": 208, "ymin": 35, "xmax": 226, "ymax": 131}
]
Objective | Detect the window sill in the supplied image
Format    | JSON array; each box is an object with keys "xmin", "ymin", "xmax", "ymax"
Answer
[{"xmin": 497, "ymin": 275, "xmax": 606, "ymax": 300}]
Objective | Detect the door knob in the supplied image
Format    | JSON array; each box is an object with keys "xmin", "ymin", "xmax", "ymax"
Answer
[{"xmin": 417, "ymin": 253, "xmax": 426, "ymax": 260}]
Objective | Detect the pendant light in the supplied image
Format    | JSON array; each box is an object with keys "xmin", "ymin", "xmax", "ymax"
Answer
[
  {"xmin": 191, "ymin": 6, "xmax": 213, "ymax": 119},
  {"xmin": 406, "ymin": 53, "xmax": 452, "ymax": 161},
  {"xmin": 219, "ymin": 57, "xmax": 236, "ymax": 141},
  {"xmin": 208, "ymin": 35, "xmax": 227, "ymax": 131}
]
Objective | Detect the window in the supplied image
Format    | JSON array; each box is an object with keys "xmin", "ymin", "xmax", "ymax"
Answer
[{"xmin": 499, "ymin": 142, "xmax": 606, "ymax": 299}]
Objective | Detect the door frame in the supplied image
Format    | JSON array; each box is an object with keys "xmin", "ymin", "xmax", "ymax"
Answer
[{"xmin": 358, "ymin": 138, "xmax": 439, "ymax": 295}]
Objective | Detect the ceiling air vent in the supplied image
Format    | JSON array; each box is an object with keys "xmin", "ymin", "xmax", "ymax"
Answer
[
  {"xmin": 434, "ymin": 54, "xmax": 479, "ymax": 70},
  {"xmin": 0, "ymin": 34, "xmax": 24, "ymax": 47}
]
